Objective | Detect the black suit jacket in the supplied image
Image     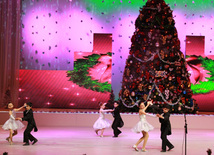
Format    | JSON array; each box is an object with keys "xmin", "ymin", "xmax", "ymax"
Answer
[
  {"xmin": 112, "ymin": 107, "xmax": 124, "ymax": 128},
  {"xmin": 159, "ymin": 112, "xmax": 171, "ymax": 135},
  {"xmin": 22, "ymin": 109, "xmax": 38, "ymax": 132}
]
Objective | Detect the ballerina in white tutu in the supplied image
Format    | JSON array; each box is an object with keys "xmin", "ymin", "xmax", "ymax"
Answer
[
  {"xmin": 132, "ymin": 101, "xmax": 154, "ymax": 152},
  {"xmin": 93, "ymin": 102, "xmax": 113, "ymax": 137},
  {"xmin": 2, "ymin": 102, "xmax": 25, "ymax": 145}
]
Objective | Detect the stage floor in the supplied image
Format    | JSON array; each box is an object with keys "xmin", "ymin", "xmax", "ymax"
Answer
[
  {"xmin": 1, "ymin": 108, "xmax": 213, "ymax": 115},
  {"xmin": 0, "ymin": 127, "xmax": 213, "ymax": 155}
]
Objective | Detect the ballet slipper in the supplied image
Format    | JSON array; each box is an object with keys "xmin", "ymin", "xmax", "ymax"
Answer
[
  {"xmin": 6, "ymin": 137, "xmax": 9, "ymax": 142},
  {"xmin": 100, "ymin": 135, "xmax": 103, "ymax": 137},
  {"xmin": 9, "ymin": 138, "xmax": 13, "ymax": 145},
  {"xmin": 141, "ymin": 149, "xmax": 147, "ymax": 152},
  {"xmin": 132, "ymin": 145, "xmax": 139, "ymax": 151}
]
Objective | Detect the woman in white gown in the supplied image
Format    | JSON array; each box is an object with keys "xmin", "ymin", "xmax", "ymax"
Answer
[
  {"xmin": 132, "ymin": 101, "xmax": 154, "ymax": 152},
  {"xmin": 2, "ymin": 103, "xmax": 25, "ymax": 144},
  {"xmin": 93, "ymin": 102, "xmax": 113, "ymax": 137}
]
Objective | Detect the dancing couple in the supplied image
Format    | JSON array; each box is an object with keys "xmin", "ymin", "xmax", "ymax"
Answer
[
  {"xmin": 132, "ymin": 100, "xmax": 174, "ymax": 152},
  {"xmin": 93, "ymin": 101, "xmax": 124, "ymax": 137},
  {"xmin": 2, "ymin": 102, "xmax": 38, "ymax": 146}
]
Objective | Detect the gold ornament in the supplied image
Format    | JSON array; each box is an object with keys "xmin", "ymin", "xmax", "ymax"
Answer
[
  {"xmin": 168, "ymin": 17, "xmax": 172, "ymax": 25},
  {"xmin": 162, "ymin": 35, "xmax": 167, "ymax": 45}
]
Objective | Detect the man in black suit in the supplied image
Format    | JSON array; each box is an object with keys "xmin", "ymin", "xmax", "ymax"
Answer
[
  {"xmin": 112, "ymin": 101, "xmax": 124, "ymax": 137},
  {"xmin": 17, "ymin": 102, "xmax": 38, "ymax": 146},
  {"xmin": 157, "ymin": 104, "xmax": 174, "ymax": 152}
]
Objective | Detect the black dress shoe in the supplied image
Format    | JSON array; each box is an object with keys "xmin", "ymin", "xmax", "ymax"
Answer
[
  {"xmin": 112, "ymin": 135, "xmax": 118, "ymax": 138},
  {"xmin": 168, "ymin": 146, "xmax": 174, "ymax": 151},
  {"xmin": 32, "ymin": 139, "xmax": 38, "ymax": 145},
  {"xmin": 23, "ymin": 143, "xmax": 30, "ymax": 146},
  {"xmin": 160, "ymin": 150, "xmax": 166, "ymax": 152}
]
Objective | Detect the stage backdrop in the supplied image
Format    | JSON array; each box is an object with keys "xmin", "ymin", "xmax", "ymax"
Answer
[{"xmin": 19, "ymin": 0, "xmax": 214, "ymax": 111}]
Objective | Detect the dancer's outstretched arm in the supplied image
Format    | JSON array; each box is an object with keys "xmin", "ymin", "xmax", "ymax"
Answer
[{"xmin": 14, "ymin": 103, "xmax": 26, "ymax": 112}]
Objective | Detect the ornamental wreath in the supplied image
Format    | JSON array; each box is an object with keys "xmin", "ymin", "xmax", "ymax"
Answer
[
  {"xmin": 67, "ymin": 53, "xmax": 111, "ymax": 92},
  {"xmin": 186, "ymin": 55, "xmax": 214, "ymax": 94}
]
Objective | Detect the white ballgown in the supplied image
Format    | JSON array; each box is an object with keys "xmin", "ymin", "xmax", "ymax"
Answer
[
  {"xmin": 93, "ymin": 109, "xmax": 112, "ymax": 130},
  {"xmin": 132, "ymin": 114, "xmax": 154, "ymax": 133},
  {"xmin": 2, "ymin": 110, "xmax": 24, "ymax": 131}
]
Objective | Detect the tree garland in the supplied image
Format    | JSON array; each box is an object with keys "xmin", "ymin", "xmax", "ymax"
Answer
[
  {"xmin": 120, "ymin": 96, "xmax": 141, "ymax": 108},
  {"xmin": 120, "ymin": 82, "xmax": 181, "ymax": 108},
  {"xmin": 120, "ymin": 84, "xmax": 156, "ymax": 108},
  {"xmin": 132, "ymin": 49, "xmax": 181, "ymax": 65},
  {"xmin": 133, "ymin": 51, "xmax": 156, "ymax": 63},
  {"xmin": 154, "ymin": 83, "xmax": 181, "ymax": 105}
]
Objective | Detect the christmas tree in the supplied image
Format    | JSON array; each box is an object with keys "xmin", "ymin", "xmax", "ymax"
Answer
[{"xmin": 119, "ymin": 0, "xmax": 193, "ymax": 112}]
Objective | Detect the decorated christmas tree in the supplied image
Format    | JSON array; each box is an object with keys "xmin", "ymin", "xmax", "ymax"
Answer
[{"xmin": 119, "ymin": 0, "xmax": 193, "ymax": 112}]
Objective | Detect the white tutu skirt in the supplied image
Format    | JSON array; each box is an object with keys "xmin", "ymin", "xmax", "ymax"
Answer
[
  {"xmin": 132, "ymin": 120, "xmax": 154, "ymax": 133},
  {"xmin": 93, "ymin": 117, "xmax": 111, "ymax": 130},
  {"xmin": 2, "ymin": 119, "xmax": 24, "ymax": 131}
]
